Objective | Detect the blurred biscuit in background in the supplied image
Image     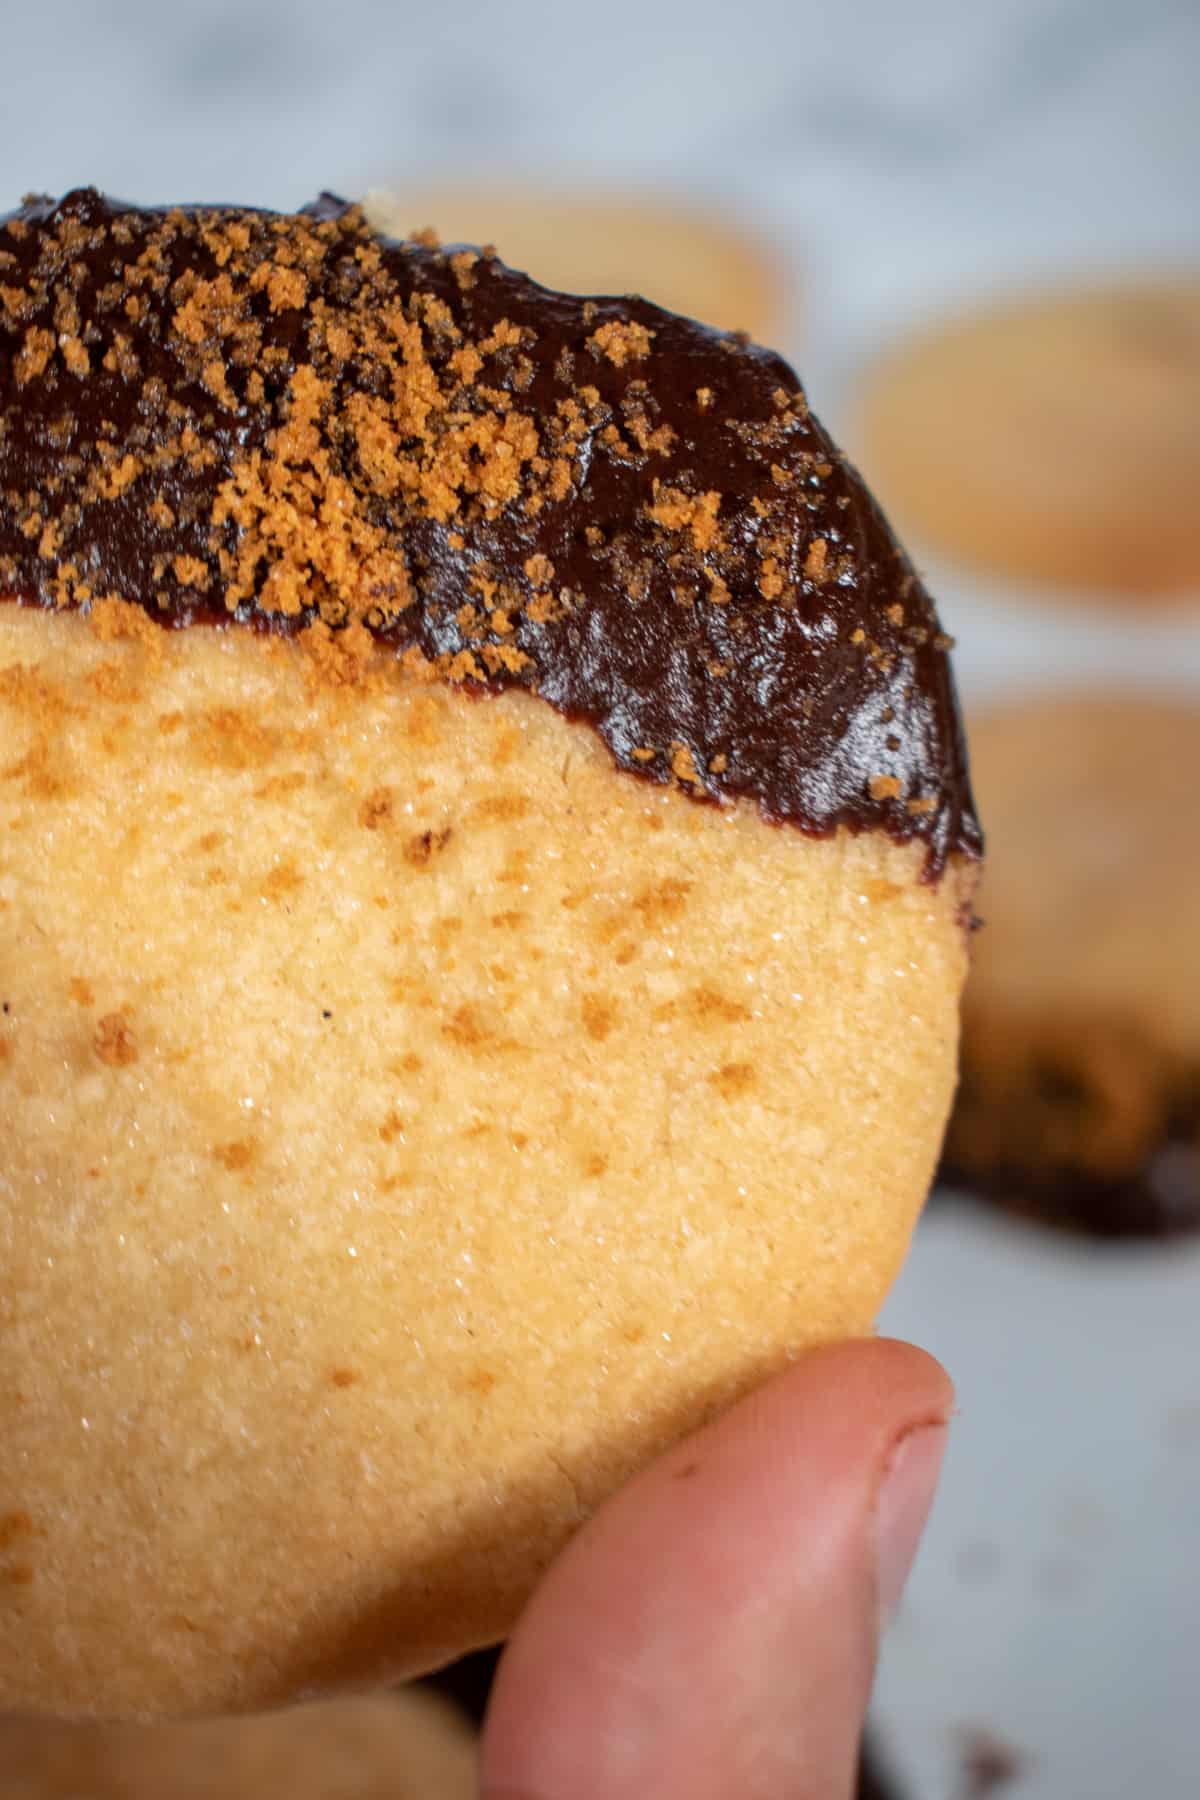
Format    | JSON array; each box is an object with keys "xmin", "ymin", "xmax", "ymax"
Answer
[
  {"xmin": 942, "ymin": 693, "xmax": 1200, "ymax": 1236},
  {"xmin": 856, "ymin": 276, "xmax": 1200, "ymax": 604},
  {"xmin": 365, "ymin": 184, "xmax": 790, "ymax": 346},
  {"xmin": 0, "ymin": 1688, "xmax": 476, "ymax": 1800}
]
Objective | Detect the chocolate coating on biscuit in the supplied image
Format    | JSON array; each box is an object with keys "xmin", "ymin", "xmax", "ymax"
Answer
[
  {"xmin": 943, "ymin": 1153, "xmax": 1200, "ymax": 1240},
  {"xmin": 942, "ymin": 1107, "xmax": 1200, "ymax": 1240},
  {"xmin": 0, "ymin": 189, "xmax": 979, "ymax": 873},
  {"xmin": 942, "ymin": 1020, "xmax": 1200, "ymax": 1237}
]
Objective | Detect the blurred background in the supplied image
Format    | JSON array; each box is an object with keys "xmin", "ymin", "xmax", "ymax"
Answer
[{"xmin": 4, "ymin": 1, "xmax": 1198, "ymax": 1795}]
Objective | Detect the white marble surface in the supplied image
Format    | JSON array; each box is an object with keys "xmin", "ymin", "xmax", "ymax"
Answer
[
  {"xmin": 4, "ymin": 5, "xmax": 1200, "ymax": 1794},
  {"xmin": 5, "ymin": 0, "xmax": 1199, "ymax": 404},
  {"xmin": 879, "ymin": 1205, "xmax": 1200, "ymax": 1798}
]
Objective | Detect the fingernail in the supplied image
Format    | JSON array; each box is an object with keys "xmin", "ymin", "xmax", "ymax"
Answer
[{"xmin": 874, "ymin": 1422, "xmax": 947, "ymax": 1626}]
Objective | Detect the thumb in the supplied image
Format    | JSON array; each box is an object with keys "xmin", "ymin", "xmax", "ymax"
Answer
[{"xmin": 480, "ymin": 1338, "xmax": 951, "ymax": 1800}]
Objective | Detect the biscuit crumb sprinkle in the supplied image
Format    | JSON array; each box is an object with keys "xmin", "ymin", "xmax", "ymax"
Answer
[{"xmin": 588, "ymin": 318, "xmax": 655, "ymax": 367}]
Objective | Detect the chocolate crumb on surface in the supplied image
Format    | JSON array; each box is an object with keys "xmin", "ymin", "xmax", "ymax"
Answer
[
  {"xmin": 0, "ymin": 188, "xmax": 979, "ymax": 874},
  {"xmin": 956, "ymin": 1726, "xmax": 1028, "ymax": 1798}
]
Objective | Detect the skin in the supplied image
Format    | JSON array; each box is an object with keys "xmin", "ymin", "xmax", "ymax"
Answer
[{"xmin": 481, "ymin": 1338, "xmax": 953, "ymax": 1800}]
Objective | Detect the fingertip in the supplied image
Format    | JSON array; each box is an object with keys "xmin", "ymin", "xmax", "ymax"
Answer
[
  {"xmin": 482, "ymin": 1333, "xmax": 953, "ymax": 1800},
  {"xmin": 831, "ymin": 1334, "xmax": 956, "ymax": 1421}
]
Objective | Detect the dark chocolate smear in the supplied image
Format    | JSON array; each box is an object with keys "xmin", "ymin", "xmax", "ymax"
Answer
[{"xmin": 0, "ymin": 189, "xmax": 979, "ymax": 875}]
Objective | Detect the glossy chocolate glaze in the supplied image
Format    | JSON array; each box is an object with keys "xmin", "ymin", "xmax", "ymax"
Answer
[{"xmin": 0, "ymin": 189, "xmax": 979, "ymax": 874}]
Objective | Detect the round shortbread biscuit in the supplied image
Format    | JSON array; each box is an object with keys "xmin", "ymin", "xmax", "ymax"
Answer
[
  {"xmin": 364, "ymin": 184, "xmax": 788, "ymax": 345},
  {"xmin": 0, "ymin": 1688, "xmax": 476, "ymax": 1799},
  {"xmin": 943, "ymin": 693, "xmax": 1200, "ymax": 1234},
  {"xmin": 856, "ymin": 277, "xmax": 1200, "ymax": 602},
  {"xmin": 0, "ymin": 190, "xmax": 978, "ymax": 1718}
]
